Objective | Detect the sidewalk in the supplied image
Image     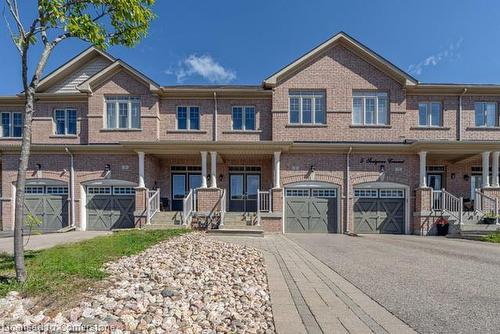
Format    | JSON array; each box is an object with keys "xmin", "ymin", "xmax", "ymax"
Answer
[{"xmin": 210, "ymin": 234, "xmax": 416, "ymax": 334}]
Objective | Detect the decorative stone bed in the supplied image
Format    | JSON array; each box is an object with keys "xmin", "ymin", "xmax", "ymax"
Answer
[{"xmin": 0, "ymin": 233, "xmax": 275, "ymax": 333}]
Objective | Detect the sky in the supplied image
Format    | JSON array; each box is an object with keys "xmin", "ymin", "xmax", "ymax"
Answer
[{"xmin": 1, "ymin": 0, "xmax": 500, "ymax": 94}]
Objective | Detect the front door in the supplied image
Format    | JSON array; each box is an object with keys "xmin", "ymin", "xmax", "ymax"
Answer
[
  {"xmin": 229, "ymin": 173, "xmax": 260, "ymax": 212},
  {"xmin": 171, "ymin": 173, "xmax": 202, "ymax": 211}
]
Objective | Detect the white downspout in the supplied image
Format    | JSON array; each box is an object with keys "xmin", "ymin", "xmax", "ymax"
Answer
[
  {"xmin": 345, "ymin": 147, "xmax": 353, "ymax": 234},
  {"xmin": 458, "ymin": 88, "xmax": 467, "ymax": 141},
  {"xmin": 213, "ymin": 92, "xmax": 218, "ymax": 141},
  {"xmin": 65, "ymin": 148, "xmax": 76, "ymax": 228}
]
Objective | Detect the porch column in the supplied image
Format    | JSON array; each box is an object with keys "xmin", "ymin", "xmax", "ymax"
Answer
[
  {"xmin": 273, "ymin": 151, "xmax": 281, "ymax": 189},
  {"xmin": 210, "ymin": 151, "xmax": 217, "ymax": 188},
  {"xmin": 138, "ymin": 151, "xmax": 145, "ymax": 188},
  {"xmin": 418, "ymin": 151, "xmax": 427, "ymax": 188},
  {"xmin": 482, "ymin": 151, "xmax": 491, "ymax": 188},
  {"xmin": 200, "ymin": 151, "xmax": 208, "ymax": 188},
  {"xmin": 492, "ymin": 152, "xmax": 500, "ymax": 187}
]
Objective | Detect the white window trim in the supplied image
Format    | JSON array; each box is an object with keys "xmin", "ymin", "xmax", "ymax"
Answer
[
  {"xmin": 352, "ymin": 92, "xmax": 389, "ymax": 126},
  {"xmin": 176, "ymin": 106, "xmax": 200, "ymax": 130},
  {"xmin": 232, "ymin": 106, "xmax": 256, "ymax": 131},
  {"xmin": 53, "ymin": 108, "xmax": 77, "ymax": 135},
  {"xmin": 0, "ymin": 111, "xmax": 23, "ymax": 138},
  {"xmin": 105, "ymin": 96, "xmax": 141, "ymax": 130},
  {"xmin": 288, "ymin": 91, "xmax": 326, "ymax": 125},
  {"xmin": 474, "ymin": 101, "xmax": 498, "ymax": 127},
  {"xmin": 418, "ymin": 101, "xmax": 442, "ymax": 127}
]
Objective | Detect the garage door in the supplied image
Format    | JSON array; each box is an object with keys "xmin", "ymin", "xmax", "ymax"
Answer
[
  {"xmin": 285, "ymin": 188, "xmax": 337, "ymax": 233},
  {"xmin": 23, "ymin": 185, "xmax": 69, "ymax": 232},
  {"xmin": 353, "ymin": 188, "xmax": 405, "ymax": 234},
  {"xmin": 86, "ymin": 186, "xmax": 135, "ymax": 231}
]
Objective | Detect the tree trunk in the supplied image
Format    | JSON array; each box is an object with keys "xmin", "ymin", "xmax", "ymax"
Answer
[{"xmin": 13, "ymin": 90, "xmax": 34, "ymax": 283}]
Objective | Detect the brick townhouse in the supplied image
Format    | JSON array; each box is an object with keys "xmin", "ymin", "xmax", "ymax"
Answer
[{"xmin": 1, "ymin": 31, "xmax": 500, "ymax": 235}]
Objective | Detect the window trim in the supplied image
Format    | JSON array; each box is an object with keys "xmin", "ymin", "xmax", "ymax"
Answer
[
  {"xmin": 0, "ymin": 111, "xmax": 23, "ymax": 138},
  {"xmin": 176, "ymin": 106, "xmax": 200, "ymax": 131},
  {"xmin": 418, "ymin": 101, "xmax": 442, "ymax": 127},
  {"xmin": 474, "ymin": 101, "xmax": 498, "ymax": 128},
  {"xmin": 53, "ymin": 108, "xmax": 77, "ymax": 136},
  {"xmin": 104, "ymin": 96, "xmax": 141, "ymax": 130},
  {"xmin": 231, "ymin": 106, "xmax": 256, "ymax": 131},
  {"xmin": 352, "ymin": 91, "xmax": 389, "ymax": 126},
  {"xmin": 288, "ymin": 91, "xmax": 326, "ymax": 125}
]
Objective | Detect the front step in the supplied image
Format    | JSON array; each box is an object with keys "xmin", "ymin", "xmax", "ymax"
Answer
[
  {"xmin": 206, "ymin": 228, "xmax": 264, "ymax": 237},
  {"xmin": 146, "ymin": 211, "xmax": 186, "ymax": 230}
]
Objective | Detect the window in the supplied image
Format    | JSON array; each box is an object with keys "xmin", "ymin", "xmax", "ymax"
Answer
[
  {"xmin": 105, "ymin": 96, "xmax": 141, "ymax": 129},
  {"xmin": 354, "ymin": 189, "xmax": 379, "ymax": 198},
  {"xmin": 285, "ymin": 189, "xmax": 310, "ymax": 197},
  {"xmin": 25, "ymin": 186, "xmax": 44, "ymax": 194},
  {"xmin": 46, "ymin": 186, "xmax": 69, "ymax": 195},
  {"xmin": 418, "ymin": 102, "xmax": 442, "ymax": 127},
  {"xmin": 232, "ymin": 106, "xmax": 256, "ymax": 130},
  {"xmin": 177, "ymin": 106, "xmax": 200, "ymax": 130},
  {"xmin": 475, "ymin": 102, "xmax": 497, "ymax": 127},
  {"xmin": 379, "ymin": 189, "xmax": 404, "ymax": 198},
  {"xmin": 87, "ymin": 187, "xmax": 112, "ymax": 195},
  {"xmin": 289, "ymin": 91, "xmax": 326, "ymax": 125},
  {"xmin": 352, "ymin": 92, "xmax": 388, "ymax": 126},
  {"xmin": 113, "ymin": 187, "xmax": 135, "ymax": 195},
  {"xmin": 311, "ymin": 189, "xmax": 337, "ymax": 198},
  {"xmin": 1, "ymin": 112, "xmax": 23, "ymax": 138},
  {"xmin": 54, "ymin": 109, "xmax": 77, "ymax": 135}
]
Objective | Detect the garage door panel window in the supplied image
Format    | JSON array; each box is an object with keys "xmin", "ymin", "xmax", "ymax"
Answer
[
  {"xmin": 379, "ymin": 189, "xmax": 404, "ymax": 198},
  {"xmin": 46, "ymin": 186, "xmax": 69, "ymax": 195},
  {"xmin": 113, "ymin": 187, "xmax": 135, "ymax": 195},
  {"xmin": 25, "ymin": 186, "xmax": 45, "ymax": 194},
  {"xmin": 311, "ymin": 189, "xmax": 337, "ymax": 198},
  {"xmin": 87, "ymin": 187, "xmax": 112, "ymax": 195},
  {"xmin": 354, "ymin": 189, "xmax": 378, "ymax": 198},
  {"xmin": 285, "ymin": 189, "xmax": 310, "ymax": 197}
]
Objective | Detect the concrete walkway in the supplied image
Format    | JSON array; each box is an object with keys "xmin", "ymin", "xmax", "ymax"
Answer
[
  {"xmin": 0, "ymin": 231, "xmax": 110, "ymax": 254},
  {"xmin": 210, "ymin": 234, "xmax": 416, "ymax": 334}
]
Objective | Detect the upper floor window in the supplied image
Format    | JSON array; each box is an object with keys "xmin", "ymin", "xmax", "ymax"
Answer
[
  {"xmin": 232, "ymin": 106, "xmax": 256, "ymax": 130},
  {"xmin": 54, "ymin": 109, "xmax": 77, "ymax": 135},
  {"xmin": 352, "ymin": 92, "xmax": 388, "ymax": 126},
  {"xmin": 1, "ymin": 112, "xmax": 23, "ymax": 138},
  {"xmin": 177, "ymin": 106, "xmax": 200, "ymax": 130},
  {"xmin": 289, "ymin": 91, "xmax": 326, "ymax": 125},
  {"xmin": 475, "ymin": 102, "xmax": 497, "ymax": 127},
  {"xmin": 105, "ymin": 96, "xmax": 141, "ymax": 129},
  {"xmin": 418, "ymin": 102, "xmax": 442, "ymax": 127}
]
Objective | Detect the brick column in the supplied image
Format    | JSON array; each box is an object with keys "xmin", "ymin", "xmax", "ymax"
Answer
[
  {"xmin": 413, "ymin": 187, "xmax": 434, "ymax": 235},
  {"xmin": 134, "ymin": 187, "xmax": 148, "ymax": 228},
  {"xmin": 196, "ymin": 188, "xmax": 221, "ymax": 213},
  {"xmin": 271, "ymin": 188, "xmax": 283, "ymax": 213}
]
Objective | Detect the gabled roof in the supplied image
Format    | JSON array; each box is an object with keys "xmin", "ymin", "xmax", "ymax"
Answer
[
  {"xmin": 37, "ymin": 47, "xmax": 115, "ymax": 92},
  {"xmin": 263, "ymin": 31, "xmax": 418, "ymax": 87},
  {"xmin": 77, "ymin": 59, "xmax": 161, "ymax": 94}
]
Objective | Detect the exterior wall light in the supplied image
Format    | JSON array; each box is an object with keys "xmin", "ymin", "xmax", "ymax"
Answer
[{"xmin": 464, "ymin": 174, "xmax": 470, "ymax": 181}]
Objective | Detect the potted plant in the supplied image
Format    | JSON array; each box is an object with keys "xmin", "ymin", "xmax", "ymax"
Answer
[
  {"xmin": 482, "ymin": 212, "xmax": 498, "ymax": 225},
  {"xmin": 435, "ymin": 217, "xmax": 449, "ymax": 236}
]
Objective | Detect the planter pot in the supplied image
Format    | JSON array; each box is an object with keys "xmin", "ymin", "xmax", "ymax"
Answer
[
  {"xmin": 436, "ymin": 223, "xmax": 449, "ymax": 236},
  {"xmin": 482, "ymin": 217, "xmax": 497, "ymax": 225}
]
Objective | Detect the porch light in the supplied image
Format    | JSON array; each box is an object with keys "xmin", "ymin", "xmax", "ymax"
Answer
[
  {"xmin": 310, "ymin": 165, "xmax": 316, "ymax": 173},
  {"xmin": 451, "ymin": 173, "xmax": 456, "ymax": 179},
  {"xmin": 36, "ymin": 163, "xmax": 42, "ymax": 171},
  {"xmin": 105, "ymin": 164, "xmax": 111, "ymax": 172},
  {"xmin": 464, "ymin": 174, "xmax": 470, "ymax": 181},
  {"xmin": 379, "ymin": 165, "xmax": 385, "ymax": 174},
  {"xmin": 219, "ymin": 174, "xmax": 224, "ymax": 182}
]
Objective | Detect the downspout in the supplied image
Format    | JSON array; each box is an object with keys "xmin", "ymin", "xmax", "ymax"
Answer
[
  {"xmin": 65, "ymin": 148, "xmax": 76, "ymax": 228},
  {"xmin": 344, "ymin": 146, "xmax": 353, "ymax": 234},
  {"xmin": 458, "ymin": 88, "xmax": 467, "ymax": 141},
  {"xmin": 213, "ymin": 92, "xmax": 218, "ymax": 141}
]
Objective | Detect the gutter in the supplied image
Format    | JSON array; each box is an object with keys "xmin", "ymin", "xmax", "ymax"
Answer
[
  {"xmin": 213, "ymin": 92, "xmax": 218, "ymax": 141},
  {"xmin": 65, "ymin": 147, "xmax": 76, "ymax": 228},
  {"xmin": 344, "ymin": 146, "xmax": 353, "ymax": 234},
  {"xmin": 458, "ymin": 88, "xmax": 467, "ymax": 141}
]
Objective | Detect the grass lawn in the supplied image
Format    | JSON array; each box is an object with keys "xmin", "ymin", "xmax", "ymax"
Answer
[
  {"xmin": 481, "ymin": 232, "xmax": 500, "ymax": 243},
  {"xmin": 0, "ymin": 229, "xmax": 189, "ymax": 308}
]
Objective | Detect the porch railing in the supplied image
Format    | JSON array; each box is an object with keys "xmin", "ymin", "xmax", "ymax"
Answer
[
  {"xmin": 474, "ymin": 189, "xmax": 498, "ymax": 219},
  {"xmin": 441, "ymin": 188, "xmax": 463, "ymax": 224},
  {"xmin": 257, "ymin": 190, "xmax": 271, "ymax": 226},
  {"xmin": 431, "ymin": 190, "xmax": 442, "ymax": 210},
  {"xmin": 147, "ymin": 189, "xmax": 160, "ymax": 224},
  {"xmin": 183, "ymin": 189, "xmax": 194, "ymax": 225},
  {"xmin": 220, "ymin": 189, "xmax": 226, "ymax": 226}
]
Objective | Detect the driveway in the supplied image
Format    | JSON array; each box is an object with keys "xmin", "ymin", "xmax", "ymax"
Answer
[
  {"xmin": 287, "ymin": 234, "xmax": 500, "ymax": 334},
  {"xmin": 0, "ymin": 231, "xmax": 110, "ymax": 254}
]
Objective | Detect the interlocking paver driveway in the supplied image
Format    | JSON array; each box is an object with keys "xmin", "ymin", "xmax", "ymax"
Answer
[
  {"xmin": 211, "ymin": 234, "xmax": 415, "ymax": 334},
  {"xmin": 288, "ymin": 234, "xmax": 500, "ymax": 334}
]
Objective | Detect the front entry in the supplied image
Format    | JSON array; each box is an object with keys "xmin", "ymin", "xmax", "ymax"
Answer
[
  {"xmin": 229, "ymin": 173, "xmax": 260, "ymax": 212},
  {"xmin": 171, "ymin": 171, "xmax": 202, "ymax": 211}
]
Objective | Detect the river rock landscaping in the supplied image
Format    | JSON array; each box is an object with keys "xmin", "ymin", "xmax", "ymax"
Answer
[{"xmin": 0, "ymin": 233, "xmax": 275, "ymax": 333}]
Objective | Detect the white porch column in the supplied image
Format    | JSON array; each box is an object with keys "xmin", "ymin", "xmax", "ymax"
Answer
[
  {"xmin": 210, "ymin": 151, "xmax": 217, "ymax": 188},
  {"xmin": 138, "ymin": 151, "xmax": 145, "ymax": 188},
  {"xmin": 492, "ymin": 152, "xmax": 500, "ymax": 188},
  {"xmin": 273, "ymin": 151, "xmax": 281, "ymax": 189},
  {"xmin": 200, "ymin": 151, "xmax": 208, "ymax": 188},
  {"xmin": 418, "ymin": 151, "xmax": 427, "ymax": 188},
  {"xmin": 482, "ymin": 151, "xmax": 491, "ymax": 188}
]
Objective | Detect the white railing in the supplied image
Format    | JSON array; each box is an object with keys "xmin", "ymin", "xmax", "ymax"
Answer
[
  {"xmin": 441, "ymin": 189, "xmax": 463, "ymax": 224},
  {"xmin": 431, "ymin": 190, "xmax": 442, "ymax": 210},
  {"xmin": 474, "ymin": 189, "xmax": 498, "ymax": 218},
  {"xmin": 257, "ymin": 190, "xmax": 271, "ymax": 226},
  {"xmin": 183, "ymin": 189, "xmax": 194, "ymax": 225},
  {"xmin": 146, "ymin": 189, "xmax": 160, "ymax": 224},
  {"xmin": 220, "ymin": 189, "xmax": 226, "ymax": 226}
]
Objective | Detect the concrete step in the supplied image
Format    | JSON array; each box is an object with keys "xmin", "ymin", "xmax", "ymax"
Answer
[
  {"xmin": 206, "ymin": 228, "xmax": 264, "ymax": 237},
  {"xmin": 459, "ymin": 224, "xmax": 500, "ymax": 232},
  {"xmin": 220, "ymin": 224, "xmax": 263, "ymax": 231},
  {"xmin": 143, "ymin": 223, "xmax": 187, "ymax": 230},
  {"xmin": 150, "ymin": 211, "xmax": 183, "ymax": 225}
]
